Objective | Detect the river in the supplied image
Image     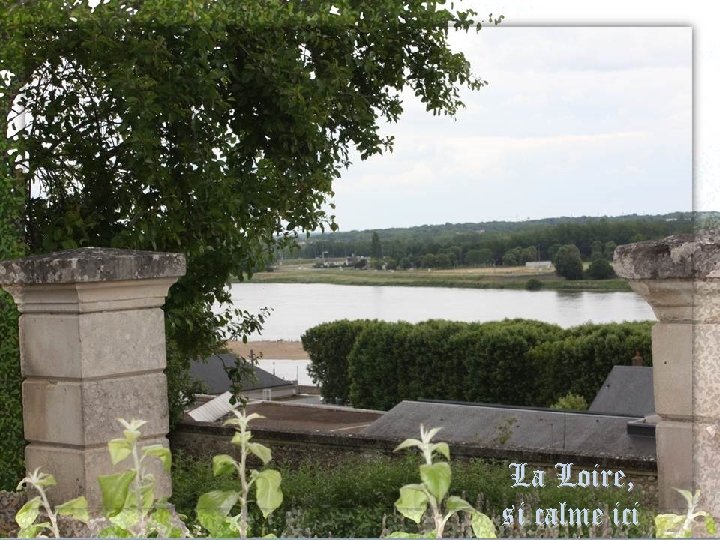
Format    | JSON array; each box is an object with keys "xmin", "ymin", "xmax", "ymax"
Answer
[{"xmin": 227, "ymin": 283, "xmax": 655, "ymax": 341}]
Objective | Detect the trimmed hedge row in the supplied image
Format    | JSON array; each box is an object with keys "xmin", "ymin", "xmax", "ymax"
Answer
[{"xmin": 302, "ymin": 319, "xmax": 652, "ymax": 411}]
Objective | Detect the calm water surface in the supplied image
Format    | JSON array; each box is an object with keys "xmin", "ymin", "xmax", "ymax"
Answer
[{"xmin": 227, "ymin": 283, "xmax": 655, "ymax": 341}]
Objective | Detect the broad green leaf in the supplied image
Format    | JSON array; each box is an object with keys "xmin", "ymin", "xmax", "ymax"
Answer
[
  {"xmin": 247, "ymin": 442, "xmax": 272, "ymax": 464},
  {"xmin": 55, "ymin": 496, "xmax": 89, "ymax": 523},
  {"xmin": 420, "ymin": 462, "xmax": 451, "ymax": 502},
  {"xmin": 196, "ymin": 490, "xmax": 239, "ymax": 537},
  {"xmin": 15, "ymin": 496, "xmax": 41, "ymax": 528},
  {"xmin": 254, "ymin": 469, "xmax": 283, "ymax": 518},
  {"xmin": 98, "ymin": 470, "xmax": 136, "ymax": 517},
  {"xmin": 143, "ymin": 444, "xmax": 172, "ymax": 471},
  {"xmin": 263, "ymin": 534, "xmax": 278, "ymax": 538},
  {"xmin": 108, "ymin": 438, "xmax": 132, "ymax": 465},
  {"xmin": 98, "ymin": 524, "xmax": 133, "ymax": 538},
  {"xmin": 395, "ymin": 484, "xmax": 428, "ymax": 523},
  {"xmin": 445, "ymin": 495, "xmax": 472, "ymax": 514},
  {"xmin": 432, "ymin": 442, "xmax": 450, "ymax": 460},
  {"xmin": 212, "ymin": 454, "xmax": 238, "ymax": 477},
  {"xmin": 386, "ymin": 532, "xmax": 432, "ymax": 538},
  {"xmin": 707, "ymin": 515, "xmax": 717, "ymax": 535},
  {"xmin": 108, "ymin": 508, "xmax": 140, "ymax": 530},
  {"xmin": 150, "ymin": 506, "xmax": 172, "ymax": 528},
  {"xmin": 18, "ymin": 523, "xmax": 49, "ymax": 538},
  {"xmin": 140, "ymin": 482, "xmax": 155, "ymax": 511},
  {"xmin": 471, "ymin": 511, "xmax": 497, "ymax": 538},
  {"xmin": 394, "ymin": 438, "xmax": 422, "ymax": 452},
  {"xmin": 231, "ymin": 431, "xmax": 252, "ymax": 446},
  {"xmin": 654, "ymin": 514, "xmax": 684, "ymax": 538}
]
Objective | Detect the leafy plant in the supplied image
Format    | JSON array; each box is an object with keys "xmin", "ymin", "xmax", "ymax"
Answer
[
  {"xmin": 97, "ymin": 418, "xmax": 180, "ymax": 538},
  {"xmin": 390, "ymin": 425, "xmax": 496, "ymax": 538},
  {"xmin": 196, "ymin": 409, "xmax": 283, "ymax": 538},
  {"xmin": 15, "ymin": 469, "xmax": 88, "ymax": 538},
  {"xmin": 655, "ymin": 489, "xmax": 717, "ymax": 538},
  {"xmin": 551, "ymin": 392, "xmax": 588, "ymax": 410}
]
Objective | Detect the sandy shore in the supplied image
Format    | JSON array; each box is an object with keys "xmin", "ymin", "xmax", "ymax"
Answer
[{"xmin": 226, "ymin": 339, "xmax": 308, "ymax": 360}]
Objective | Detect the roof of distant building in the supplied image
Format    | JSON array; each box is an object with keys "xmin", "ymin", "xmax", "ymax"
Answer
[
  {"xmin": 589, "ymin": 365, "xmax": 654, "ymax": 417},
  {"xmin": 190, "ymin": 353, "xmax": 293, "ymax": 395}
]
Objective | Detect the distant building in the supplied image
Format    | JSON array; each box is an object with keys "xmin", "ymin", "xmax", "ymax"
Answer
[
  {"xmin": 190, "ymin": 354, "xmax": 297, "ymax": 400},
  {"xmin": 525, "ymin": 261, "xmax": 553, "ymax": 269}
]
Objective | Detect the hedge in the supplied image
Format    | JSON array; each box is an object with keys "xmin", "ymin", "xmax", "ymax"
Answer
[
  {"xmin": 302, "ymin": 318, "xmax": 652, "ymax": 411},
  {"xmin": 0, "ymin": 151, "xmax": 25, "ymax": 490}
]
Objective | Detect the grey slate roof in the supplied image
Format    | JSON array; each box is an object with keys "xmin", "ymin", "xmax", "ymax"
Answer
[
  {"xmin": 191, "ymin": 354, "xmax": 293, "ymax": 395},
  {"xmin": 363, "ymin": 400, "xmax": 655, "ymax": 462},
  {"xmin": 589, "ymin": 366, "xmax": 654, "ymax": 417}
]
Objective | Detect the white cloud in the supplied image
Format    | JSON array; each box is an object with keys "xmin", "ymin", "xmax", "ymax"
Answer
[{"xmin": 332, "ymin": 25, "xmax": 693, "ymax": 229}]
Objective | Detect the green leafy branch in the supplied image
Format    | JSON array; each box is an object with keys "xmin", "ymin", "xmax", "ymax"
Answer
[
  {"xmin": 389, "ymin": 425, "xmax": 496, "ymax": 538},
  {"xmin": 15, "ymin": 469, "xmax": 88, "ymax": 538},
  {"xmin": 196, "ymin": 408, "xmax": 283, "ymax": 538},
  {"xmin": 655, "ymin": 489, "xmax": 717, "ymax": 538},
  {"xmin": 97, "ymin": 418, "xmax": 179, "ymax": 538}
]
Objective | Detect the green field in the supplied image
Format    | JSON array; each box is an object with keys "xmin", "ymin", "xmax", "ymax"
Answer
[{"xmin": 244, "ymin": 261, "xmax": 631, "ymax": 292}]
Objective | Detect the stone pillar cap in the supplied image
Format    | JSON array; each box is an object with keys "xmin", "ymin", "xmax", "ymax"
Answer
[
  {"xmin": 0, "ymin": 247, "xmax": 186, "ymax": 285},
  {"xmin": 614, "ymin": 230, "xmax": 720, "ymax": 280}
]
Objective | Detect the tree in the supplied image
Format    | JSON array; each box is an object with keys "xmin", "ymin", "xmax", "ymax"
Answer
[
  {"xmin": 553, "ymin": 244, "xmax": 584, "ymax": 280},
  {"xmin": 370, "ymin": 232, "xmax": 382, "ymax": 260},
  {"xmin": 0, "ymin": 0, "xmax": 489, "ymax": 457}
]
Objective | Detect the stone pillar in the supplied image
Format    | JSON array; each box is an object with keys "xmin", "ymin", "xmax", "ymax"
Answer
[
  {"xmin": 614, "ymin": 231, "xmax": 720, "ymax": 514},
  {"xmin": 0, "ymin": 248, "xmax": 185, "ymax": 508}
]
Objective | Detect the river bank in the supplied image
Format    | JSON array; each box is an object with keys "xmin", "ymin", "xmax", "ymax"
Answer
[
  {"xmin": 227, "ymin": 339, "xmax": 308, "ymax": 360},
  {"xmin": 244, "ymin": 266, "xmax": 631, "ymax": 292}
]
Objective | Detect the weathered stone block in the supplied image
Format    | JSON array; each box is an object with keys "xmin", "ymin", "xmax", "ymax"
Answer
[
  {"xmin": 651, "ymin": 323, "xmax": 693, "ymax": 419},
  {"xmin": 655, "ymin": 420, "xmax": 694, "ymax": 512},
  {"xmin": 694, "ymin": 323, "xmax": 720, "ymax": 419},
  {"xmin": 20, "ymin": 309, "xmax": 166, "ymax": 379},
  {"xmin": 23, "ymin": 373, "xmax": 168, "ymax": 446}
]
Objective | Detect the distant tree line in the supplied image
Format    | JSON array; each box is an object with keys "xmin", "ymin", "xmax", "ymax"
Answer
[{"xmin": 283, "ymin": 213, "xmax": 696, "ymax": 271}]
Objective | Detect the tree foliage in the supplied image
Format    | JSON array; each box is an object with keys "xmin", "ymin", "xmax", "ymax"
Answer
[
  {"xmin": 553, "ymin": 244, "xmax": 584, "ymax": 280},
  {"xmin": 288, "ymin": 213, "xmax": 696, "ymax": 267},
  {"xmin": 0, "ymin": 0, "xmax": 490, "ymax": 488},
  {"xmin": 586, "ymin": 256, "xmax": 616, "ymax": 280}
]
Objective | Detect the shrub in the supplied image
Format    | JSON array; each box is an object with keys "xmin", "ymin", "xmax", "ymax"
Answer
[
  {"xmin": 551, "ymin": 392, "xmax": 589, "ymax": 410},
  {"xmin": 586, "ymin": 257, "xmax": 616, "ymax": 280},
  {"xmin": 305, "ymin": 318, "xmax": 651, "ymax": 411},
  {"xmin": 525, "ymin": 278, "xmax": 542, "ymax": 291}
]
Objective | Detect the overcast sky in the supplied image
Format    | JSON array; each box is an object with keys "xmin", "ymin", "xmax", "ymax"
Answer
[{"xmin": 329, "ymin": 24, "xmax": 692, "ymax": 231}]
